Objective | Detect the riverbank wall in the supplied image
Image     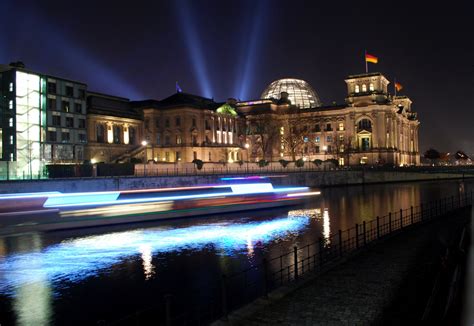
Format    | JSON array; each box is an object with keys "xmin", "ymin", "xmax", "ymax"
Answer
[{"xmin": 0, "ymin": 170, "xmax": 472, "ymax": 194}]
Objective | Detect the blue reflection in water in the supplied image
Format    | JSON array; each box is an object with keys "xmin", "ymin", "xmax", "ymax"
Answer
[{"xmin": 0, "ymin": 216, "xmax": 309, "ymax": 296}]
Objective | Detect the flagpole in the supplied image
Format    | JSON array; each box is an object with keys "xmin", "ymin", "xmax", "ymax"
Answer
[
  {"xmin": 365, "ymin": 49, "xmax": 368, "ymax": 73},
  {"xmin": 394, "ymin": 78, "xmax": 397, "ymax": 97}
]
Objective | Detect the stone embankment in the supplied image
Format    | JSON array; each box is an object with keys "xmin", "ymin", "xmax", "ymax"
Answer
[{"xmin": 0, "ymin": 170, "xmax": 472, "ymax": 194}]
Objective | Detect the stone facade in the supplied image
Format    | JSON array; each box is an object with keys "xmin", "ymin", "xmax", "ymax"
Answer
[{"xmin": 239, "ymin": 73, "xmax": 420, "ymax": 166}]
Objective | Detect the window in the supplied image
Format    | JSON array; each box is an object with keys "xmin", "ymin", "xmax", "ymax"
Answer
[
  {"xmin": 48, "ymin": 98, "xmax": 57, "ymax": 110},
  {"xmin": 129, "ymin": 127, "xmax": 136, "ymax": 145},
  {"xmin": 205, "ymin": 120, "xmax": 210, "ymax": 130},
  {"xmin": 340, "ymin": 145, "xmax": 345, "ymax": 152},
  {"xmin": 96, "ymin": 124, "xmax": 105, "ymax": 143},
  {"xmin": 78, "ymin": 133, "xmax": 86, "ymax": 143},
  {"xmin": 78, "ymin": 89, "xmax": 85, "ymax": 99},
  {"xmin": 327, "ymin": 145, "xmax": 332, "ymax": 153},
  {"xmin": 62, "ymin": 101, "xmax": 70, "ymax": 112},
  {"xmin": 156, "ymin": 134, "xmax": 161, "ymax": 145},
  {"xmin": 165, "ymin": 135, "xmax": 170, "ymax": 145},
  {"xmin": 338, "ymin": 122, "xmax": 344, "ymax": 131},
  {"xmin": 362, "ymin": 84, "xmax": 367, "ymax": 92},
  {"xmin": 315, "ymin": 146, "xmax": 320, "ymax": 153},
  {"xmin": 358, "ymin": 119, "xmax": 372, "ymax": 131},
  {"xmin": 144, "ymin": 118, "xmax": 150, "ymax": 130},
  {"xmin": 369, "ymin": 83, "xmax": 374, "ymax": 91},
  {"xmin": 78, "ymin": 119, "xmax": 86, "ymax": 129},
  {"xmin": 66, "ymin": 86, "xmax": 74, "ymax": 97},
  {"xmin": 315, "ymin": 136, "xmax": 320, "ymax": 143},
  {"xmin": 192, "ymin": 118, "xmax": 196, "ymax": 127},
  {"xmin": 61, "ymin": 132, "xmax": 70, "ymax": 143},
  {"xmin": 304, "ymin": 146, "xmax": 308, "ymax": 154},
  {"xmin": 304, "ymin": 137, "xmax": 309, "ymax": 143},
  {"xmin": 339, "ymin": 134, "xmax": 344, "ymax": 142},
  {"xmin": 205, "ymin": 135, "xmax": 210, "ymax": 144},
  {"xmin": 9, "ymin": 100, "xmax": 13, "ymax": 109},
  {"xmin": 66, "ymin": 117, "xmax": 74, "ymax": 128},
  {"xmin": 314, "ymin": 124, "xmax": 321, "ymax": 132},
  {"xmin": 48, "ymin": 131, "xmax": 58, "ymax": 141},
  {"xmin": 361, "ymin": 137, "xmax": 370, "ymax": 150},
  {"xmin": 193, "ymin": 151, "xmax": 197, "ymax": 160},
  {"xmin": 355, "ymin": 85, "xmax": 360, "ymax": 93},
  {"xmin": 326, "ymin": 135, "xmax": 333, "ymax": 142},
  {"xmin": 10, "ymin": 135, "xmax": 14, "ymax": 145},
  {"xmin": 113, "ymin": 125, "xmax": 121, "ymax": 144},
  {"xmin": 192, "ymin": 135, "xmax": 198, "ymax": 145},
  {"xmin": 326, "ymin": 123, "xmax": 332, "ymax": 131},
  {"xmin": 9, "ymin": 82, "xmax": 13, "ymax": 92},
  {"xmin": 175, "ymin": 116, "xmax": 181, "ymax": 127},
  {"xmin": 155, "ymin": 119, "xmax": 160, "ymax": 128},
  {"xmin": 176, "ymin": 135, "xmax": 182, "ymax": 144},
  {"xmin": 208, "ymin": 152, "xmax": 211, "ymax": 161},
  {"xmin": 52, "ymin": 116, "xmax": 61, "ymax": 126},
  {"xmin": 165, "ymin": 119, "xmax": 170, "ymax": 128},
  {"xmin": 75, "ymin": 103, "xmax": 82, "ymax": 113},
  {"xmin": 165, "ymin": 152, "xmax": 170, "ymax": 161},
  {"xmin": 9, "ymin": 118, "xmax": 13, "ymax": 127},
  {"xmin": 176, "ymin": 151, "xmax": 181, "ymax": 161},
  {"xmin": 48, "ymin": 82, "xmax": 56, "ymax": 94}
]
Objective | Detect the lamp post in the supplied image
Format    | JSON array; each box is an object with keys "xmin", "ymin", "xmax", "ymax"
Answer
[
  {"xmin": 142, "ymin": 140, "xmax": 148, "ymax": 176},
  {"xmin": 245, "ymin": 143, "xmax": 250, "ymax": 172}
]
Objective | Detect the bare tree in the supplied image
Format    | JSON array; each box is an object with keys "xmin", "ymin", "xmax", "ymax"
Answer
[
  {"xmin": 247, "ymin": 114, "xmax": 280, "ymax": 161},
  {"xmin": 280, "ymin": 117, "xmax": 308, "ymax": 161}
]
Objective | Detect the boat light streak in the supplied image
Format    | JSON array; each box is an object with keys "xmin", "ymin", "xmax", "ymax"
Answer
[{"xmin": 0, "ymin": 216, "xmax": 309, "ymax": 294}]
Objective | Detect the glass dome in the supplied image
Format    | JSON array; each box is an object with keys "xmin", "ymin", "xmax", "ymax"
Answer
[{"xmin": 261, "ymin": 78, "xmax": 321, "ymax": 109}]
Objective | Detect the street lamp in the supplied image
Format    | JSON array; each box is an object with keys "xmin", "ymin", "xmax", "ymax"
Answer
[
  {"xmin": 142, "ymin": 140, "xmax": 148, "ymax": 176},
  {"xmin": 245, "ymin": 143, "xmax": 250, "ymax": 172}
]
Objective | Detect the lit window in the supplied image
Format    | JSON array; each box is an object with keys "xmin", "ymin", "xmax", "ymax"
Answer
[
  {"xmin": 9, "ymin": 118, "xmax": 13, "ymax": 127},
  {"xmin": 10, "ymin": 135, "xmax": 14, "ymax": 144},
  {"xmin": 338, "ymin": 122, "xmax": 344, "ymax": 131},
  {"xmin": 362, "ymin": 84, "xmax": 367, "ymax": 92},
  {"xmin": 315, "ymin": 136, "xmax": 320, "ymax": 143},
  {"xmin": 355, "ymin": 85, "xmax": 360, "ymax": 93},
  {"xmin": 326, "ymin": 135, "xmax": 332, "ymax": 142},
  {"xmin": 369, "ymin": 83, "xmax": 374, "ymax": 91},
  {"xmin": 304, "ymin": 137, "xmax": 309, "ymax": 143},
  {"xmin": 9, "ymin": 100, "xmax": 13, "ymax": 109},
  {"xmin": 10, "ymin": 153, "xmax": 14, "ymax": 161},
  {"xmin": 176, "ymin": 135, "xmax": 182, "ymax": 144},
  {"xmin": 9, "ymin": 83, "xmax": 13, "ymax": 92}
]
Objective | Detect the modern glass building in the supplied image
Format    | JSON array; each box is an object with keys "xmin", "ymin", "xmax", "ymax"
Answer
[
  {"xmin": 0, "ymin": 62, "xmax": 87, "ymax": 179},
  {"xmin": 261, "ymin": 78, "xmax": 321, "ymax": 109}
]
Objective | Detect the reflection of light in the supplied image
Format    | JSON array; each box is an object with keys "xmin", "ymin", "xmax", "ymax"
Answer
[
  {"xmin": 323, "ymin": 209, "xmax": 330, "ymax": 244},
  {"xmin": 139, "ymin": 244, "xmax": 155, "ymax": 280},
  {"xmin": 246, "ymin": 237, "xmax": 254, "ymax": 257},
  {"xmin": 0, "ymin": 217, "xmax": 309, "ymax": 295},
  {"xmin": 288, "ymin": 208, "xmax": 321, "ymax": 219},
  {"xmin": 60, "ymin": 201, "xmax": 173, "ymax": 218}
]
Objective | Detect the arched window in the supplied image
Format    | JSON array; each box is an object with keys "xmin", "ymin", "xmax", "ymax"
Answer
[
  {"xmin": 358, "ymin": 119, "xmax": 372, "ymax": 131},
  {"xmin": 369, "ymin": 83, "xmax": 374, "ymax": 91},
  {"xmin": 129, "ymin": 127, "xmax": 136, "ymax": 145},
  {"xmin": 96, "ymin": 124, "xmax": 105, "ymax": 143},
  {"xmin": 362, "ymin": 84, "xmax": 367, "ymax": 92},
  {"xmin": 355, "ymin": 85, "xmax": 360, "ymax": 93}
]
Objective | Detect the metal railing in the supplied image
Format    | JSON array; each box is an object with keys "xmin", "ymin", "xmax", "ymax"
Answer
[{"xmin": 107, "ymin": 191, "xmax": 473, "ymax": 326}]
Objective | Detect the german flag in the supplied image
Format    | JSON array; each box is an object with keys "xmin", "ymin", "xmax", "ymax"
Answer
[
  {"xmin": 395, "ymin": 82, "xmax": 403, "ymax": 92},
  {"xmin": 365, "ymin": 53, "xmax": 378, "ymax": 64}
]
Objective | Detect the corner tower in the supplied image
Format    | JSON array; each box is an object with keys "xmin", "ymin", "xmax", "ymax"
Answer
[{"xmin": 345, "ymin": 72, "xmax": 390, "ymax": 107}]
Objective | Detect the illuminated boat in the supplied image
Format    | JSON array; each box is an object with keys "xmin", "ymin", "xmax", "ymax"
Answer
[{"xmin": 0, "ymin": 183, "xmax": 320, "ymax": 233}]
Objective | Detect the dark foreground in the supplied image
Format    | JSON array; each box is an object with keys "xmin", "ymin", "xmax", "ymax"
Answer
[{"xmin": 220, "ymin": 206, "xmax": 471, "ymax": 325}]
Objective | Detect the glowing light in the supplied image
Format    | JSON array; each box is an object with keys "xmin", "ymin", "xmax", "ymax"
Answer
[
  {"xmin": 0, "ymin": 217, "xmax": 309, "ymax": 294},
  {"xmin": 323, "ymin": 209, "xmax": 331, "ymax": 244},
  {"xmin": 245, "ymin": 143, "xmax": 250, "ymax": 149},
  {"xmin": 286, "ymin": 191, "xmax": 320, "ymax": 197},
  {"xmin": 141, "ymin": 140, "xmax": 148, "ymax": 146},
  {"xmin": 91, "ymin": 158, "xmax": 97, "ymax": 164}
]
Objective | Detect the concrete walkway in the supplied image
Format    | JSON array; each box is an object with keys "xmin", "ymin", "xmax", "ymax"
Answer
[{"xmin": 218, "ymin": 208, "xmax": 471, "ymax": 326}]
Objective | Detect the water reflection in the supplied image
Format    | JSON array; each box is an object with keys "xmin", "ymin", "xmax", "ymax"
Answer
[
  {"xmin": 0, "ymin": 215, "xmax": 309, "ymax": 296},
  {"xmin": 323, "ymin": 209, "xmax": 331, "ymax": 244}
]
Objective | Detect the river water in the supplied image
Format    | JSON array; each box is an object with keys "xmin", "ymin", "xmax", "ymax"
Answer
[{"xmin": 0, "ymin": 179, "xmax": 472, "ymax": 325}]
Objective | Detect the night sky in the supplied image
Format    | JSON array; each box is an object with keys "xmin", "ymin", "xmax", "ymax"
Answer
[{"xmin": 1, "ymin": 0, "xmax": 472, "ymax": 154}]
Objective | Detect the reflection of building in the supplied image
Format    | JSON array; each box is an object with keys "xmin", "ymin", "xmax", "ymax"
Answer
[
  {"xmin": 240, "ymin": 73, "xmax": 420, "ymax": 166},
  {"xmin": 0, "ymin": 62, "xmax": 87, "ymax": 178}
]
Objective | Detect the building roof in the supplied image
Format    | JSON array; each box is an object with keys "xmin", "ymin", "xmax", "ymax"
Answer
[
  {"xmin": 0, "ymin": 63, "xmax": 87, "ymax": 86},
  {"xmin": 132, "ymin": 92, "xmax": 221, "ymax": 111},
  {"xmin": 87, "ymin": 92, "xmax": 142, "ymax": 120},
  {"xmin": 347, "ymin": 72, "xmax": 383, "ymax": 79}
]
